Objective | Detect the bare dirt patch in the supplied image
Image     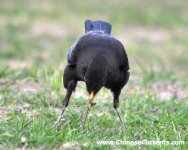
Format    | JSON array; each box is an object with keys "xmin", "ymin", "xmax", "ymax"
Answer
[
  {"xmin": 12, "ymin": 80, "xmax": 41, "ymax": 93},
  {"xmin": 150, "ymin": 80, "xmax": 187, "ymax": 100},
  {"xmin": 117, "ymin": 26, "xmax": 171, "ymax": 45},
  {"xmin": 123, "ymin": 79, "xmax": 187, "ymax": 101},
  {"xmin": 31, "ymin": 19, "xmax": 69, "ymax": 38},
  {"xmin": 0, "ymin": 105, "xmax": 37, "ymax": 122}
]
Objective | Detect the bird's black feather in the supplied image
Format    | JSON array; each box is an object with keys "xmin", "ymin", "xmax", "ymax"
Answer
[{"xmin": 64, "ymin": 32, "xmax": 129, "ymax": 94}]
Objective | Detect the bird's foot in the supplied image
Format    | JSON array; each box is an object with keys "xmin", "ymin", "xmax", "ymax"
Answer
[
  {"xmin": 120, "ymin": 125, "xmax": 126, "ymax": 132},
  {"xmin": 81, "ymin": 113, "xmax": 87, "ymax": 130},
  {"xmin": 56, "ymin": 106, "xmax": 66, "ymax": 128},
  {"xmin": 56, "ymin": 116, "xmax": 63, "ymax": 128},
  {"xmin": 81, "ymin": 125, "xmax": 85, "ymax": 131}
]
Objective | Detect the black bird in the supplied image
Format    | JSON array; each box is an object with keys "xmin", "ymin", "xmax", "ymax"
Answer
[{"xmin": 58, "ymin": 21, "xmax": 130, "ymax": 130}]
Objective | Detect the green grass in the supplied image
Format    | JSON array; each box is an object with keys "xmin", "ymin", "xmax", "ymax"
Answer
[
  {"xmin": 0, "ymin": 0, "xmax": 188, "ymax": 149},
  {"xmin": 0, "ymin": 90, "xmax": 187, "ymax": 149}
]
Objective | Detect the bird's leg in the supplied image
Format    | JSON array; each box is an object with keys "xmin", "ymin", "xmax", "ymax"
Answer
[
  {"xmin": 57, "ymin": 97, "xmax": 68, "ymax": 126},
  {"xmin": 115, "ymin": 108, "xmax": 125, "ymax": 131},
  {"xmin": 81, "ymin": 92, "xmax": 95, "ymax": 130},
  {"xmin": 113, "ymin": 90, "xmax": 125, "ymax": 131},
  {"xmin": 57, "ymin": 80, "xmax": 76, "ymax": 127}
]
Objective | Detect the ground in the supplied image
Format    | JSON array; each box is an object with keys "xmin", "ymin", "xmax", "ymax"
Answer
[{"xmin": 0, "ymin": 0, "xmax": 188, "ymax": 149}]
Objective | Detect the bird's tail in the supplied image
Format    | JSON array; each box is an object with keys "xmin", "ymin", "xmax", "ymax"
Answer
[{"xmin": 85, "ymin": 55, "xmax": 108, "ymax": 84}]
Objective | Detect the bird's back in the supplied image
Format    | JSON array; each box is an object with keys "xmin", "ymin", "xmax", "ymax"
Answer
[
  {"xmin": 75, "ymin": 33, "xmax": 129, "ymax": 88},
  {"xmin": 76, "ymin": 33, "xmax": 128, "ymax": 65}
]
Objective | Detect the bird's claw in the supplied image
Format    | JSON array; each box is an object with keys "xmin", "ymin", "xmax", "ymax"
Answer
[
  {"xmin": 120, "ymin": 125, "xmax": 126, "ymax": 132},
  {"xmin": 56, "ymin": 115, "xmax": 63, "ymax": 128},
  {"xmin": 81, "ymin": 113, "xmax": 87, "ymax": 130}
]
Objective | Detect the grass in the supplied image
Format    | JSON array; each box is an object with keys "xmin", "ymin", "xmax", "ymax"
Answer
[
  {"xmin": 0, "ymin": 0, "xmax": 188, "ymax": 149},
  {"xmin": 0, "ymin": 89, "xmax": 187, "ymax": 149}
]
